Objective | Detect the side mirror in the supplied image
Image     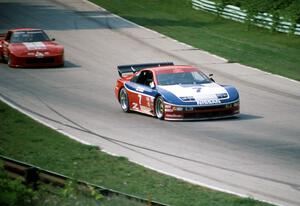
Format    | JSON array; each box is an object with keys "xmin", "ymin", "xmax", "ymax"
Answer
[
  {"xmin": 51, "ymin": 38, "xmax": 55, "ymax": 41},
  {"xmin": 209, "ymin": 74, "xmax": 215, "ymax": 82},
  {"xmin": 149, "ymin": 82, "xmax": 156, "ymax": 89}
]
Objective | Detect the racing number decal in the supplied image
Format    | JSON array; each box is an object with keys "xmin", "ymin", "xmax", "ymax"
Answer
[
  {"xmin": 132, "ymin": 102, "xmax": 139, "ymax": 110},
  {"xmin": 138, "ymin": 94, "xmax": 142, "ymax": 105},
  {"xmin": 132, "ymin": 94, "xmax": 142, "ymax": 111}
]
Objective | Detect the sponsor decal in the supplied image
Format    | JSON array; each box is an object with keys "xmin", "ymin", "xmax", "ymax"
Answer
[
  {"xmin": 140, "ymin": 105, "xmax": 151, "ymax": 113},
  {"xmin": 192, "ymin": 87, "xmax": 202, "ymax": 93},
  {"xmin": 196, "ymin": 99, "xmax": 221, "ymax": 105},
  {"xmin": 165, "ymin": 109, "xmax": 173, "ymax": 112},
  {"xmin": 136, "ymin": 87, "xmax": 144, "ymax": 92}
]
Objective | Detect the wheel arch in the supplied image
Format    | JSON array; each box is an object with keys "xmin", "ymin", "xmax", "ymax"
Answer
[{"xmin": 118, "ymin": 86, "xmax": 125, "ymax": 102}]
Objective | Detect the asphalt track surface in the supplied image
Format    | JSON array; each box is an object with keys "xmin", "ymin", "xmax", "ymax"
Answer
[{"xmin": 1, "ymin": 0, "xmax": 300, "ymax": 205}]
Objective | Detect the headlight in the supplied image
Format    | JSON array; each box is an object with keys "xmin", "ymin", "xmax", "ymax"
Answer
[
  {"xmin": 216, "ymin": 93, "xmax": 228, "ymax": 99},
  {"xmin": 173, "ymin": 107, "xmax": 184, "ymax": 111},
  {"xmin": 180, "ymin": 96, "xmax": 195, "ymax": 101}
]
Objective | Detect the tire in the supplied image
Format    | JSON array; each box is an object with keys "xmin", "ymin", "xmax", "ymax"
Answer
[
  {"xmin": 155, "ymin": 96, "xmax": 165, "ymax": 120},
  {"xmin": 7, "ymin": 54, "xmax": 11, "ymax": 67},
  {"xmin": 119, "ymin": 88, "xmax": 130, "ymax": 113},
  {"xmin": 2, "ymin": 54, "xmax": 8, "ymax": 63}
]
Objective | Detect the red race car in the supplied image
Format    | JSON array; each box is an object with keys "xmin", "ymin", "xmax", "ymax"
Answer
[{"xmin": 0, "ymin": 28, "xmax": 64, "ymax": 68}]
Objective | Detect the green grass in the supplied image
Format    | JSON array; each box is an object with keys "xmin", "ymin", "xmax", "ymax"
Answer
[
  {"xmin": 0, "ymin": 100, "xmax": 274, "ymax": 206},
  {"xmin": 91, "ymin": 0, "xmax": 300, "ymax": 81},
  {"xmin": 0, "ymin": 166, "xmax": 146, "ymax": 206}
]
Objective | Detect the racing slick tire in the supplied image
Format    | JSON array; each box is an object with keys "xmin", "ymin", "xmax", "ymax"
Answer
[
  {"xmin": 7, "ymin": 54, "xmax": 12, "ymax": 67},
  {"xmin": 119, "ymin": 88, "xmax": 130, "ymax": 113},
  {"xmin": 0, "ymin": 54, "xmax": 4, "ymax": 63},
  {"xmin": 155, "ymin": 96, "xmax": 165, "ymax": 120}
]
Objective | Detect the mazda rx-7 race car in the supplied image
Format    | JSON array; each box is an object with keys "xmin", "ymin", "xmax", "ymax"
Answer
[
  {"xmin": 0, "ymin": 28, "xmax": 64, "ymax": 68},
  {"xmin": 115, "ymin": 62, "xmax": 240, "ymax": 120}
]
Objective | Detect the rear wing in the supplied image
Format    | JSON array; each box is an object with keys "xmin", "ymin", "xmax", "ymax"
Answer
[{"xmin": 117, "ymin": 62, "xmax": 174, "ymax": 77}]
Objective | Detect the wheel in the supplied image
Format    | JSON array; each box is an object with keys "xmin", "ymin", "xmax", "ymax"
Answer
[
  {"xmin": 7, "ymin": 54, "xmax": 11, "ymax": 67},
  {"xmin": 119, "ymin": 88, "xmax": 130, "ymax": 113},
  {"xmin": 155, "ymin": 96, "xmax": 165, "ymax": 120},
  {"xmin": 4, "ymin": 54, "xmax": 13, "ymax": 67},
  {"xmin": 2, "ymin": 54, "xmax": 8, "ymax": 63},
  {"xmin": 0, "ymin": 54, "xmax": 4, "ymax": 62}
]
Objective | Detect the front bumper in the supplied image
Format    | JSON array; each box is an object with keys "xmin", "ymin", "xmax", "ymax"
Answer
[
  {"xmin": 164, "ymin": 101, "xmax": 240, "ymax": 121},
  {"xmin": 9, "ymin": 53, "xmax": 64, "ymax": 68}
]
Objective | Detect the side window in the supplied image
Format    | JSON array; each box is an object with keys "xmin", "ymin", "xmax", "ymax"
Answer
[
  {"xmin": 5, "ymin": 31, "xmax": 12, "ymax": 42},
  {"xmin": 131, "ymin": 72, "xmax": 140, "ymax": 83},
  {"xmin": 135, "ymin": 71, "xmax": 153, "ymax": 86}
]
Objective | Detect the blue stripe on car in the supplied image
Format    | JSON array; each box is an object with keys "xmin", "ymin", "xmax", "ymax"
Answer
[{"xmin": 125, "ymin": 82, "xmax": 158, "ymax": 97}]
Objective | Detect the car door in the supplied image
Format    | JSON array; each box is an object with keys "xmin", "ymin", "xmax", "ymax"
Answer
[{"xmin": 125, "ymin": 70, "xmax": 157, "ymax": 114}]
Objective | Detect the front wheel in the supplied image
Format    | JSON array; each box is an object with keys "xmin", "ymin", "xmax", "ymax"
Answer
[
  {"xmin": 155, "ymin": 96, "xmax": 165, "ymax": 120},
  {"xmin": 7, "ymin": 54, "xmax": 12, "ymax": 67},
  {"xmin": 119, "ymin": 88, "xmax": 130, "ymax": 113}
]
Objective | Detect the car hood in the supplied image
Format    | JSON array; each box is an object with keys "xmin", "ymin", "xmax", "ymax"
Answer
[
  {"xmin": 157, "ymin": 83, "xmax": 230, "ymax": 106},
  {"xmin": 10, "ymin": 41, "xmax": 63, "ymax": 55}
]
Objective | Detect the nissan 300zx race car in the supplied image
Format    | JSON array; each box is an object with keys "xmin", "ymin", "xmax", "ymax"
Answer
[
  {"xmin": 115, "ymin": 62, "xmax": 240, "ymax": 121},
  {"xmin": 0, "ymin": 28, "xmax": 64, "ymax": 68}
]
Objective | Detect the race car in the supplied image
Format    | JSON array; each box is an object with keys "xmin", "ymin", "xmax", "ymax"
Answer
[
  {"xmin": 115, "ymin": 62, "xmax": 240, "ymax": 120},
  {"xmin": 0, "ymin": 28, "xmax": 64, "ymax": 68}
]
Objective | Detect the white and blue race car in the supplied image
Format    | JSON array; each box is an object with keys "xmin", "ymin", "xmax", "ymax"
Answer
[{"xmin": 115, "ymin": 62, "xmax": 240, "ymax": 120}]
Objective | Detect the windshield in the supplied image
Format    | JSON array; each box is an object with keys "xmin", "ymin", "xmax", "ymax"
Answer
[
  {"xmin": 157, "ymin": 71, "xmax": 211, "ymax": 85},
  {"xmin": 10, "ymin": 30, "xmax": 50, "ymax": 43}
]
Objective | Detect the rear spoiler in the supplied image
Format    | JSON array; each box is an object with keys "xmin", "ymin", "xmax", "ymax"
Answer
[{"xmin": 117, "ymin": 62, "xmax": 174, "ymax": 77}]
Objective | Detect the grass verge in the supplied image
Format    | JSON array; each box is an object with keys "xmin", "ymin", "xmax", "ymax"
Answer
[
  {"xmin": 0, "ymin": 164, "xmax": 145, "ymax": 206},
  {"xmin": 0, "ymin": 100, "xmax": 274, "ymax": 206},
  {"xmin": 91, "ymin": 0, "xmax": 300, "ymax": 81}
]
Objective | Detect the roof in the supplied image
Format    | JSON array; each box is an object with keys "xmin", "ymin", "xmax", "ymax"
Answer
[
  {"xmin": 10, "ymin": 28, "xmax": 42, "ymax": 32},
  {"xmin": 150, "ymin": 65, "xmax": 199, "ymax": 74}
]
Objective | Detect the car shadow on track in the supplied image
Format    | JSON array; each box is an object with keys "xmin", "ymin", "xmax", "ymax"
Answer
[
  {"xmin": 201, "ymin": 113, "xmax": 263, "ymax": 122},
  {"xmin": 0, "ymin": 60, "xmax": 81, "ymax": 70},
  {"xmin": 62, "ymin": 60, "xmax": 81, "ymax": 69},
  {"xmin": 125, "ymin": 111, "xmax": 263, "ymax": 122},
  {"xmin": 236, "ymin": 113, "xmax": 263, "ymax": 121}
]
